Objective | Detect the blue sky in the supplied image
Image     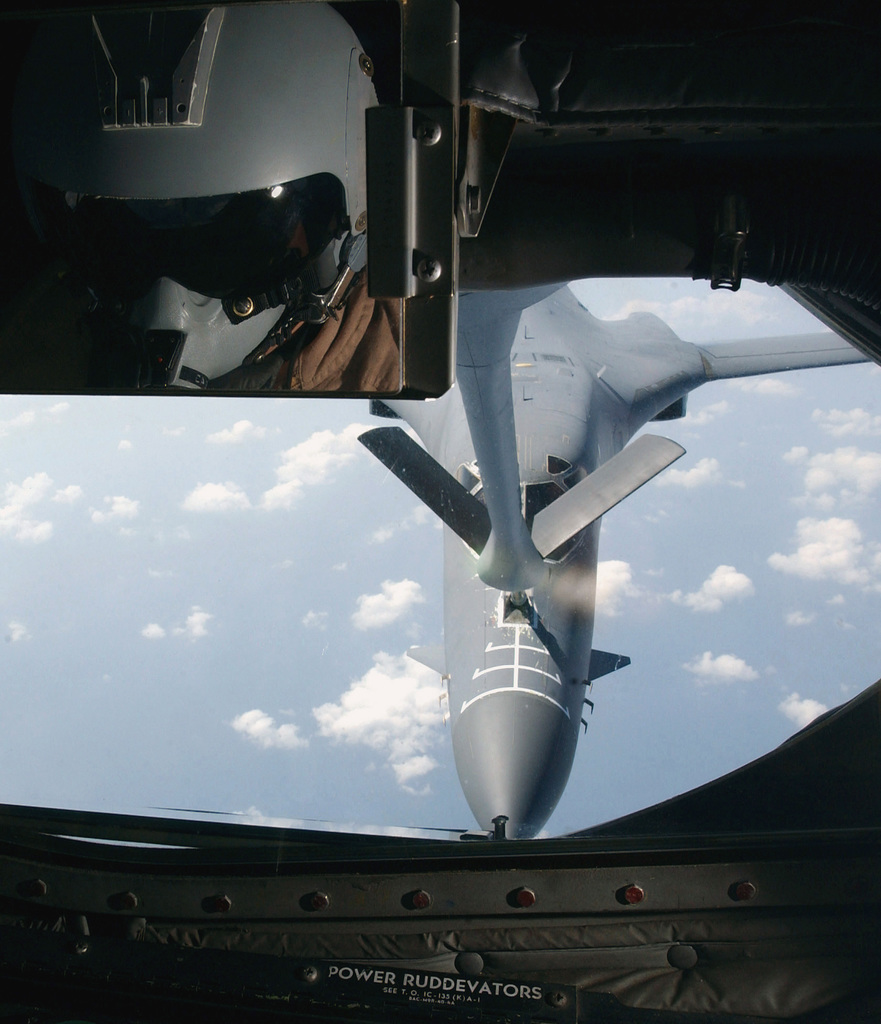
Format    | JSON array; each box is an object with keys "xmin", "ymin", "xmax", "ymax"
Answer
[{"xmin": 0, "ymin": 278, "xmax": 878, "ymax": 836}]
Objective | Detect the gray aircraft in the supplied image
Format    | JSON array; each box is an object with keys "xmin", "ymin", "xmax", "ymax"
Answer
[{"xmin": 359, "ymin": 284, "xmax": 867, "ymax": 839}]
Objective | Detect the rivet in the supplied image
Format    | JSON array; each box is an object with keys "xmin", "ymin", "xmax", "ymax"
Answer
[
  {"xmin": 416, "ymin": 258, "xmax": 442, "ymax": 283},
  {"xmin": 354, "ymin": 211, "xmax": 367, "ymax": 233},
  {"xmin": 108, "ymin": 890, "xmax": 139, "ymax": 911},
  {"xmin": 17, "ymin": 878, "xmax": 48, "ymax": 898},
  {"xmin": 358, "ymin": 52, "xmax": 374, "ymax": 77},
  {"xmin": 546, "ymin": 990, "xmax": 570, "ymax": 1009},
  {"xmin": 301, "ymin": 965, "xmax": 320, "ymax": 983},
  {"xmin": 204, "ymin": 893, "xmax": 232, "ymax": 913},
  {"xmin": 617, "ymin": 884, "xmax": 645, "ymax": 905},
  {"xmin": 509, "ymin": 886, "xmax": 536, "ymax": 909},
  {"xmin": 309, "ymin": 891, "xmax": 330, "ymax": 912},
  {"xmin": 405, "ymin": 889, "xmax": 432, "ymax": 910},
  {"xmin": 233, "ymin": 297, "xmax": 255, "ymax": 318},
  {"xmin": 729, "ymin": 880, "xmax": 757, "ymax": 902}
]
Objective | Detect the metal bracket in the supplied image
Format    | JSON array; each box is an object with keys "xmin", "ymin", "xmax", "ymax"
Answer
[
  {"xmin": 366, "ymin": 105, "xmax": 456, "ymax": 300},
  {"xmin": 457, "ymin": 106, "xmax": 517, "ymax": 238}
]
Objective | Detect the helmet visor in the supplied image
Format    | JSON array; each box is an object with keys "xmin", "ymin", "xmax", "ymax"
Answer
[{"xmin": 29, "ymin": 172, "xmax": 346, "ymax": 301}]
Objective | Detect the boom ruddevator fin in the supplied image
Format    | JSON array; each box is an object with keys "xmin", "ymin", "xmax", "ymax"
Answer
[
  {"xmin": 406, "ymin": 644, "xmax": 447, "ymax": 675},
  {"xmin": 358, "ymin": 427, "xmax": 491, "ymax": 553},
  {"xmin": 530, "ymin": 434, "xmax": 685, "ymax": 558},
  {"xmin": 588, "ymin": 649, "xmax": 631, "ymax": 681}
]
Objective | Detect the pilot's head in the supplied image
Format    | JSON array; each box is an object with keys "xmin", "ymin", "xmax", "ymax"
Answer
[{"xmin": 13, "ymin": 4, "xmax": 375, "ymax": 388}]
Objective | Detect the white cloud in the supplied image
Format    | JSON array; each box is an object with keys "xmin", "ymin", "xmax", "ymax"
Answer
[
  {"xmin": 53, "ymin": 484, "xmax": 83, "ymax": 504},
  {"xmin": 594, "ymin": 560, "xmax": 640, "ymax": 617},
  {"xmin": 655, "ymin": 456, "xmax": 722, "ymax": 489},
  {"xmin": 313, "ymin": 651, "xmax": 443, "ymax": 793},
  {"xmin": 779, "ymin": 692, "xmax": 829, "ymax": 729},
  {"xmin": 0, "ymin": 473, "xmax": 54, "ymax": 543},
  {"xmin": 141, "ymin": 623, "xmax": 166, "ymax": 639},
  {"xmin": 231, "ymin": 709, "xmax": 308, "ymax": 750},
  {"xmin": 768, "ymin": 517, "xmax": 870, "ymax": 586},
  {"xmin": 813, "ymin": 408, "xmax": 881, "ymax": 438},
  {"xmin": 0, "ymin": 410, "xmax": 36, "ymax": 436},
  {"xmin": 688, "ymin": 400, "xmax": 731, "ymax": 426},
  {"xmin": 786, "ymin": 610, "xmax": 816, "ymax": 626},
  {"xmin": 206, "ymin": 419, "xmax": 267, "ymax": 445},
  {"xmin": 47, "ymin": 402, "xmax": 70, "ymax": 417},
  {"xmin": 684, "ymin": 650, "xmax": 759, "ymax": 684},
  {"xmin": 607, "ymin": 288, "xmax": 774, "ymax": 333},
  {"xmin": 797, "ymin": 447, "xmax": 881, "ymax": 506},
  {"xmin": 260, "ymin": 423, "xmax": 368, "ymax": 511},
  {"xmin": 728, "ymin": 377, "xmax": 799, "ymax": 397},
  {"xmin": 669, "ymin": 564, "xmax": 755, "ymax": 612},
  {"xmin": 162, "ymin": 426, "xmax": 186, "ymax": 437},
  {"xmin": 91, "ymin": 495, "xmax": 139, "ymax": 523},
  {"xmin": 182, "ymin": 482, "xmax": 250, "ymax": 512},
  {"xmin": 6, "ymin": 621, "xmax": 30, "ymax": 643},
  {"xmin": 370, "ymin": 505, "xmax": 432, "ymax": 545},
  {"xmin": 118, "ymin": 439, "xmax": 132, "ymax": 451},
  {"xmin": 352, "ymin": 579, "xmax": 425, "ymax": 630},
  {"xmin": 172, "ymin": 606, "xmax": 212, "ymax": 640},
  {"xmin": 302, "ymin": 610, "xmax": 328, "ymax": 630}
]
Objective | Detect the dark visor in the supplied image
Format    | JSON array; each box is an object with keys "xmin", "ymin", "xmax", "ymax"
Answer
[{"xmin": 29, "ymin": 173, "xmax": 345, "ymax": 302}]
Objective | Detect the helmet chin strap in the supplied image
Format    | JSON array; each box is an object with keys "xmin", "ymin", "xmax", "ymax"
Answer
[
  {"xmin": 220, "ymin": 232, "xmax": 368, "ymax": 375},
  {"xmin": 291, "ymin": 231, "xmax": 367, "ymax": 324},
  {"xmin": 221, "ymin": 232, "xmax": 367, "ymax": 327}
]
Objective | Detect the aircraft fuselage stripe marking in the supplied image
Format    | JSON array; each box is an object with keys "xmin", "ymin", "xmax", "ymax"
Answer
[
  {"xmin": 471, "ymin": 664, "xmax": 562, "ymax": 684},
  {"xmin": 485, "ymin": 642, "xmax": 547, "ymax": 655},
  {"xmin": 460, "ymin": 687, "xmax": 570, "ymax": 717}
]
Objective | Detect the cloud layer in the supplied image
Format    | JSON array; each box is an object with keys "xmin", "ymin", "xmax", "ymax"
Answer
[
  {"xmin": 656, "ymin": 457, "xmax": 723, "ymax": 489},
  {"xmin": 670, "ymin": 564, "xmax": 755, "ymax": 612},
  {"xmin": 312, "ymin": 652, "xmax": 443, "ymax": 793},
  {"xmin": 352, "ymin": 579, "xmax": 425, "ymax": 630},
  {"xmin": 779, "ymin": 692, "xmax": 828, "ymax": 729},
  {"xmin": 684, "ymin": 650, "xmax": 759, "ymax": 684},
  {"xmin": 768, "ymin": 517, "xmax": 874, "ymax": 587},
  {"xmin": 231, "ymin": 709, "xmax": 308, "ymax": 750}
]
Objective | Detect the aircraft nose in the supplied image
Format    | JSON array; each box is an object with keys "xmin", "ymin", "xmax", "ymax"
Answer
[{"xmin": 452, "ymin": 690, "xmax": 577, "ymax": 839}]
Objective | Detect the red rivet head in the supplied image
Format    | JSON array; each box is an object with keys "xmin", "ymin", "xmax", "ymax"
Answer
[
  {"xmin": 206, "ymin": 894, "xmax": 232, "ymax": 913},
  {"xmin": 513, "ymin": 886, "xmax": 536, "ymax": 908},
  {"xmin": 730, "ymin": 880, "xmax": 757, "ymax": 902},
  {"xmin": 621, "ymin": 884, "xmax": 645, "ymax": 905},
  {"xmin": 408, "ymin": 889, "xmax": 432, "ymax": 910},
  {"xmin": 309, "ymin": 891, "xmax": 331, "ymax": 912}
]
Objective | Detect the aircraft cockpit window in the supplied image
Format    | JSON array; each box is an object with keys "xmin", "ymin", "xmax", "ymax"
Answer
[
  {"xmin": 524, "ymin": 481, "xmax": 565, "ymax": 526},
  {"xmin": 546, "ymin": 455, "xmax": 572, "ymax": 475}
]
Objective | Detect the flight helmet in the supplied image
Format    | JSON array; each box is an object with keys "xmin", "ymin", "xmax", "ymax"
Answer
[{"xmin": 13, "ymin": 4, "xmax": 376, "ymax": 387}]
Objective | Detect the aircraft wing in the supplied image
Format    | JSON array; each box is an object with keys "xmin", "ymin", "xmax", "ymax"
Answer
[{"xmin": 697, "ymin": 332, "xmax": 868, "ymax": 381}]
